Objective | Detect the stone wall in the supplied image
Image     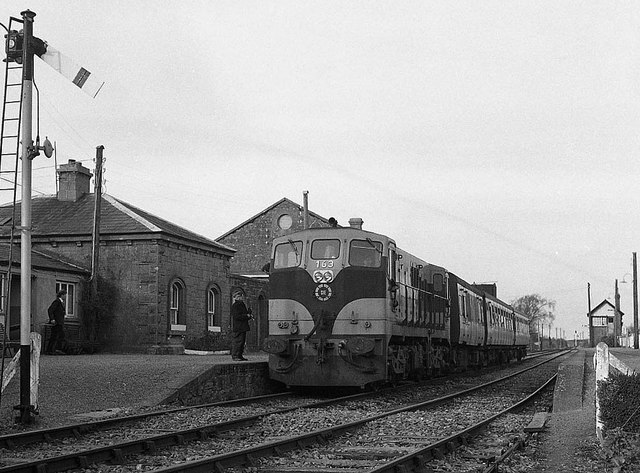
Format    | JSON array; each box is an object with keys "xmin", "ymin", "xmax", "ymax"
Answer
[
  {"xmin": 35, "ymin": 238, "xmax": 232, "ymax": 349},
  {"xmin": 159, "ymin": 361, "xmax": 283, "ymax": 405},
  {"xmin": 219, "ymin": 200, "xmax": 331, "ymax": 274}
]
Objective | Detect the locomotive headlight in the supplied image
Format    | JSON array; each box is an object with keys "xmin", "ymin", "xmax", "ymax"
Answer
[{"xmin": 323, "ymin": 271, "xmax": 333, "ymax": 282}]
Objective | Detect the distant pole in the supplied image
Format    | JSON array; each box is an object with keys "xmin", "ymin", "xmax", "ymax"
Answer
[
  {"xmin": 634, "ymin": 252, "xmax": 638, "ymax": 349},
  {"xmin": 303, "ymin": 190, "xmax": 309, "ymax": 230},
  {"xmin": 18, "ymin": 9, "xmax": 37, "ymax": 424},
  {"xmin": 615, "ymin": 279, "xmax": 620, "ymax": 347},
  {"xmin": 588, "ymin": 282, "xmax": 593, "ymax": 347}
]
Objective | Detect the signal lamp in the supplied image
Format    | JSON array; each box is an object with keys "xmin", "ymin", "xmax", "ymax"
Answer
[{"xmin": 4, "ymin": 30, "xmax": 23, "ymax": 63}]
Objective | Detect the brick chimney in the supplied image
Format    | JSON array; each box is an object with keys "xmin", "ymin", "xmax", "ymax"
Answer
[{"xmin": 57, "ymin": 159, "xmax": 93, "ymax": 202}]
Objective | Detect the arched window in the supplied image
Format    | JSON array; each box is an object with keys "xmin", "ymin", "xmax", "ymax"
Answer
[
  {"xmin": 207, "ymin": 286, "xmax": 221, "ymax": 332},
  {"xmin": 170, "ymin": 280, "xmax": 185, "ymax": 331}
]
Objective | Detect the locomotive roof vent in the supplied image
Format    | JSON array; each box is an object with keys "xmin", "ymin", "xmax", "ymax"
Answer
[{"xmin": 348, "ymin": 218, "xmax": 363, "ymax": 230}]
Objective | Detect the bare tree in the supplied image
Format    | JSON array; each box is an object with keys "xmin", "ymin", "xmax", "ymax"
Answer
[{"xmin": 511, "ymin": 294, "xmax": 556, "ymax": 330}]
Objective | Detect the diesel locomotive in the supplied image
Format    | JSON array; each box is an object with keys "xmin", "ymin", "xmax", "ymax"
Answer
[{"xmin": 262, "ymin": 219, "xmax": 529, "ymax": 388}]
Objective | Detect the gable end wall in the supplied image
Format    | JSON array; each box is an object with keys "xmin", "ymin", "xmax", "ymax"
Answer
[{"xmin": 218, "ymin": 201, "xmax": 331, "ymax": 274}]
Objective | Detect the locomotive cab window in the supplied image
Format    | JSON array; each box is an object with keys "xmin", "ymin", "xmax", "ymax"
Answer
[
  {"xmin": 349, "ymin": 239, "xmax": 382, "ymax": 267},
  {"xmin": 311, "ymin": 239, "xmax": 340, "ymax": 259},
  {"xmin": 273, "ymin": 240, "xmax": 303, "ymax": 269}
]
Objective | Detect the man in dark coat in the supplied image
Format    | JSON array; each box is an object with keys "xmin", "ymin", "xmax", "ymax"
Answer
[
  {"xmin": 230, "ymin": 290, "xmax": 252, "ymax": 361},
  {"xmin": 46, "ymin": 289, "xmax": 67, "ymax": 354}
]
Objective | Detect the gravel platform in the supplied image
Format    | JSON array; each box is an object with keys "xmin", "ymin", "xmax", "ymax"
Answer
[
  {"xmin": 0, "ymin": 352, "xmax": 266, "ymax": 433},
  {"xmin": 531, "ymin": 349, "xmax": 596, "ymax": 471}
]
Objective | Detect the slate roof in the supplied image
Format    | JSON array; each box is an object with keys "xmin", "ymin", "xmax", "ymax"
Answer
[
  {"xmin": 0, "ymin": 244, "xmax": 89, "ymax": 274},
  {"xmin": 588, "ymin": 299, "xmax": 623, "ymax": 316},
  {"xmin": 0, "ymin": 193, "xmax": 235, "ymax": 255}
]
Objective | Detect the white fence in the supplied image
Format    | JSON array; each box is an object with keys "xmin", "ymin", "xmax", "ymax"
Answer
[
  {"xmin": 1, "ymin": 332, "xmax": 41, "ymax": 410},
  {"xmin": 594, "ymin": 342, "xmax": 637, "ymax": 441}
]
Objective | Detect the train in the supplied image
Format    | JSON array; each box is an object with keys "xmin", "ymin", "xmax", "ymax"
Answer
[{"xmin": 261, "ymin": 218, "xmax": 530, "ymax": 388}]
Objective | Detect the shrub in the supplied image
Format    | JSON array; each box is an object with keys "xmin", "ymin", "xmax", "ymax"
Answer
[
  {"xmin": 600, "ymin": 428, "xmax": 640, "ymax": 471},
  {"xmin": 598, "ymin": 371, "xmax": 640, "ymax": 433},
  {"xmin": 79, "ymin": 275, "xmax": 118, "ymax": 347},
  {"xmin": 184, "ymin": 332, "xmax": 230, "ymax": 352}
]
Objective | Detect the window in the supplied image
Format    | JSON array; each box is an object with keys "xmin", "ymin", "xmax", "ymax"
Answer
[
  {"xmin": 311, "ymin": 239, "xmax": 340, "ymax": 260},
  {"xmin": 273, "ymin": 240, "xmax": 303, "ymax": 269},
  {"xmin": 207, "ymin": 286, "xmax": 220, "ymax": 331},
  {"xmin": 389, "ymin": 249, "xmax": 397, "ymax": 280},
  {"xmin": 0, "ymin": 273, "xmax": 6, "ymax": 314},
  {"xmin": 170, "ymin": 280, "xmax": 185, "ymax": 330},
  {"xmin": 433, "ymin": 274, "xmax": 444, "ymax": 293},
  {"xmin": 592, "ymin": 316, "xmax": 607, "ymax": 327},
  {"xmin": 349, "ymin": 239, "xmax": 381, "ymax": 267},
  {"xmin": 56, "ymin": 281, "xmax": 76, "ymax": 318},
  {"xmin": 277, "ymin": 214, "xmax": 293, "ymax": 230},
  {"xmin": 462, "ymin": 292, "xmax": 468, "ymax": 319}
]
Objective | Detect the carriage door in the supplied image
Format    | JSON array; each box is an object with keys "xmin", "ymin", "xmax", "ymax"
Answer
[{"xmin": 388, "ymin": 242, "xmax": 398, "ymax": 301}]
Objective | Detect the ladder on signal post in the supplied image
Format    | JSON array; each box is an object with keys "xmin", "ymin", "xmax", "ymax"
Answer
[{"xmin": 0, "ymin": 15, "xmax": 25, "ymax": 358}]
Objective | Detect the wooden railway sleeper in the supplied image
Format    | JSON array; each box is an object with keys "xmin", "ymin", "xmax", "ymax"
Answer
[
  {"xmin": 411, "ymin": 453, "xmax": 428, "ymax": 469},
  {"xmin": 144, "ymin": 440, "xmax": 157, "ymax": 454},
  {"xmin": 431, "ymin": 446, "xmax": 445, "ymax": 460},
  {"xmin": 111, "ymin": 447, "xmax": 125, "ymax": 464},
  {"xmin": 245, "ymin": 453, "xmax": 258, "ymax": 467},
  {"xmin": 77, "ymin": 456, "xmax": 89, "ymax": 468},
  {"xmin": 213, "ymin": 462, "xmax": 225, "ymax": 473}
]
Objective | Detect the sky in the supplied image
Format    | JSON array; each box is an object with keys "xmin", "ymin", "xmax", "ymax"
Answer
[{"xmin": 2, "ymin": 1, "xmax": 640, "ymax": 340}]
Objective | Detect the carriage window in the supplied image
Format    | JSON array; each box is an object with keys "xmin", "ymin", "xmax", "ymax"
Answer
[
  {"xmin": 273, "ymin": 240, "xmax": 303, "ymax": 269},
  {"xmin": 349, "ymin": 239, "xmax": 382, "ymax": 267},
  {"xmin": 390, "ymin": 248, "xmax": 397, "ymax": 279},
  {"xmin": 433, "ymin": 274, "xmax": 443, "ymax": 293},
  {"xmin": 311, "ymin": 239, "xmax": 341, "ymax": 259}
]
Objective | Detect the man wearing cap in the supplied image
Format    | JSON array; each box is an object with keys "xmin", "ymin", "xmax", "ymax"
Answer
[
  {"xmin": 230, "ymin": 290, "xmax": 252, "ymax": 361},
  {"xmin": 46, "ymin": 289, "xmax": 67, "ymax": 355}
]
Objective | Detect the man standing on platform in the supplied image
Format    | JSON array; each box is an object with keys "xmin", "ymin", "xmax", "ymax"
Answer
[
  {"xmin": 46, "ymin": 289, "xmax": 67, "ymax": 355},
  {"xmin": 230, "ymin": 290, "xmax": 252, "ymax": 361}
]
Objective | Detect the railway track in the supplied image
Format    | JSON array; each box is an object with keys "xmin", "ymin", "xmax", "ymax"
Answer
[
  {"xmin": 153, "ymin": 354, "xmax": 561, "ymax": 473},
  {"xmin": 0, "ymin": 349, "xmax": 571, "ymax": 472}
]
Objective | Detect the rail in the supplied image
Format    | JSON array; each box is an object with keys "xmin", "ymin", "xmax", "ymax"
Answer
[{"xmin": 594, "ymin": 342, "xmax": 637, "ymax": 441}]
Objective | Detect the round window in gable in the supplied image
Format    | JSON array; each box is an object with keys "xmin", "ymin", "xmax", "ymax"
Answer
[{"xmin": 278, "ymin": 214, "xmax": 293, "ymax": 230}]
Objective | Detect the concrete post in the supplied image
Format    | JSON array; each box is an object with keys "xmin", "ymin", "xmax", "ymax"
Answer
[{"xmin": 595, "ymin": 342, "xmax": 609, "ymax": 442}]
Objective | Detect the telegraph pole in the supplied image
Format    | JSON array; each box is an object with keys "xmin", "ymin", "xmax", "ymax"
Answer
[
  {"xmin": 18, "ymin": 9, "xmax": 36, "ymax": 424},
  {"xmin": 634, "ymin": 252, "xmax": 638, "ymax": 349},
  {"xmin": 615, "ymin": 279, "xmax": 620, "ymax": 347},
  {"xmin": 587, "ymin": 283, "xmax": 594, "ymax": 347},
  {"xmin": 90, "ymin": 145, "xmax": 104, "ymax": 292}
]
